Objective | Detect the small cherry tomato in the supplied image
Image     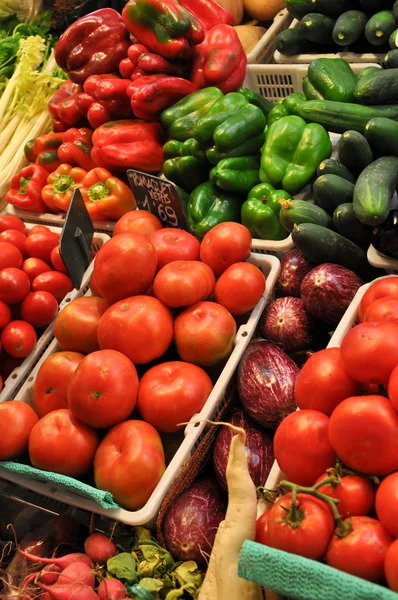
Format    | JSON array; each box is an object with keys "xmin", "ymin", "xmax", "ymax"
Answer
[
  {"xmin": 1, "ymin": 321, "xmax": 37, "ymax": 358},
  {"xmin": 50, "ymin": 246, "xmax": 68, "ymax": 274},
  {"xmin": 27, "ymin": 225, "xmax": 51, "ymax": 236},
  {"xmin": 32, "ymin": 272, "xmax": 73, "ymax": 302},
  {"xmin": 0, "ymin": 216, "xmax": 25, "ymax": 234},
  {"xmin": 0, "ymin": 230, "xmax": 27, "ymax": 256},
  {"xmin": 0, "ymin": 268, "xmax": 30, "ymax": 304},
  {"xmin": 25, "ymin": 231, "xmax": 60, "ymax": 263},
  {"xmin": 0, "ymin": 301, "xmax": 11, "ymax": 329},
  {"xmin": 0, "ymin": 241, "xmax": 23, "ymax": 270},
  {"xmin": 22, "ymin": 258, "xmax": 52, "ymax": 282},
  {"xmin": 21, "ymin": 292, "xmax": 59, "ymax": 328}
]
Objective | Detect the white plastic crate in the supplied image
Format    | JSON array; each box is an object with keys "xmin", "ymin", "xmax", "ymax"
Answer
[
  {"xmin": 368, "ymin": 245, "xmax": 398, "ymax": 274},
  {"xmin": 0, "ymin": 223, "xmax": 110, "ymax": 403},
  {"xmin": 5, "ymin": 206, "xmax": 115, "ymax": 235},
  {"xmin": 0, "ymin": 253, "xmax": 280, "ymax": 527},
  {"xmin": 274, "ymin": 19, "xmax": 386, "ymax": 65},
  {"xmin": 246, "ymin": 9, "xmax": 293, "ymax": 64}
]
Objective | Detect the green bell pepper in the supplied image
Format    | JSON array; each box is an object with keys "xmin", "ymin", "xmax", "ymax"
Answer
[
  {"xmin": 187, "ymin": 181, "xmax": 241, "ymax": 239},
  {"xmin": 163, "ymin": 138, "xmax": 208, "ymax": 162},
  {"xmin": 261, "ymin": 115, "xmax": 332, "ymax": 195},
  {"xmin": 206, "ymin": 134, "xmax": 265, "ymax": 165},
  {"xmin": 268, "ymin": 93, "xmax": 307, "ymax": 126},
  {"xmin": 163, "ymin": 156, "xmax": 209, "ymax": 192},
  {"xmin": 241, "ymin": 197, "xmax": 288, "ymax": 241},
  {"xmin": 213, "ymin": 104, "xmax": 267, "ymax": 151},
  {"xmin": 237, "ymin": 87, "xmax": 273, "ymax": 117},
  {"xmin": 248, "ymin": 183, "xmax": 291, "ymax": 215},
  {"xmin": 161, "ymin": 87, "xmax": 223, "ymax": 141},
  {"xmin": 210, "ymin": 156, "xmax": 260, "ymax": 194},
  {"xmin": 193, "ymin": 93, "xmax": 248, "ymax": 144}
]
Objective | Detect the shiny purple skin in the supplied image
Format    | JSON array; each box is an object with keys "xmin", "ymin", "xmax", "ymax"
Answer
[
  {"xmin": 213, "ymin": 409, "xmax": 274, "ymax": 492},
  {"xmin": 260, "ymin": 296, "xmax": 317, "ymax": 352},
  {"xmin": 275, "ymin": 249, "xmax": 314, "ymax": 297},
  {"xmin": 163, "ymin": 477, "xmax": 226, "ymax": 565},
  {"xmin": 238, "ymin": 341, "xmax": 299, "ymax": 430},
  {"xmin": 300, "ymin": 263, "xmax": 363, "ymax": 327}
]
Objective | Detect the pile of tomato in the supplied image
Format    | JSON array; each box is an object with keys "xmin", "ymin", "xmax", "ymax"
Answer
[{"xmin": 256, "ymin": 276, "xmax": 398, "ymax": 593}]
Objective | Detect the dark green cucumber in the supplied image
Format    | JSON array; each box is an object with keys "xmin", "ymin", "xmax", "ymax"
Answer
[
  {"xmin": 285, "ymin": 0, "xmax": 313, "ymax": 19},
  {"xmin": 365, "ymin": 11, "xmax": 397, "ymax": 47},
  {"xmin": 394, "ymin": 0, "xmax": 398, "ymax": 21},
  {"xmin": 313, "ymin": 174, "xmax": 355, "ymax": 213},
  {"xmin": 338, "ymin": 131, "xmax": 373, "ymax": 177},
  {"xmin": 302, "ymin": 78, "xmax": 324, "ymax": 100},
  {"xmin": 385, "ymin": 49, "xmax": 398, "ymax": 68},
  {"xmin": 298, "ymin": 100, "xmax": 398, "ymax": 134},
  {"xmin": 353, "ymin": 156, "xmax": 398, "ymax": 226},
  {"xmin": 279, "ymin": 199, "xmax": 333, "ymax": 232},
  {"xmin": 299, "ymin": 13, "xmax": 336, "ymax": 44},
  {"xmin": 316, "ymin": 159, "xmax": 356, "ymax": 183},
  {"xmin": 389, "ymin": 28, "xmax": 398, "ymax": 48},
  {"xmin": 310, "ymin": 0, "xmax": 355, "ymax": 17},
  {"xmin": 357, "ymin": 66, "xmax": 381, "ymax": 80},
  {"xmin": 276, "ymin": 29, "xmax": 312, "ymax": 56},
  {"xmin": 364, "ymin": 117, "xmax": 398, "ymax": 157},
  {"xmin": 333, "ymin": 11, "xmax": 367, "ymax": 46},
  {"xmin": 354, "ymin": 68, "xmax": 398, "ymax": 105},
  {"xmin": 291, "ymin": 223, "xmax": 379, "ymax": 281},
  {"xmin": 307, "ymin": 58, "xmax": 356, "ymax": 103},
  {"xmin": 333, "ymin": 203, "xmax": 373, "ymax": 248}
]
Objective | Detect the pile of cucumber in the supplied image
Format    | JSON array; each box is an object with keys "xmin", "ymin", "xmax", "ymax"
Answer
[{"xmin": 278, "ymin": 0, "xmax": 398, "ymax": 58}]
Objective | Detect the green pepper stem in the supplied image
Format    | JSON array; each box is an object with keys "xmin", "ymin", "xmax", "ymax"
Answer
[
  {"xmin": 54, "ymin": 174, "xmax": 74, "ymax": 194},
  {"xmin": 88, "ymin": 182, "xmax": 109, "ymax": 202},
  {"xmin": 18, "ymin": 177, "xmax": 31, "ymax": 195}
]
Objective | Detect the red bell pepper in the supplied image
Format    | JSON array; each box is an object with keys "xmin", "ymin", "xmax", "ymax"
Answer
[
  {"xmin": 126, "ymin": 74, "xmax": 198, "ymax": 120},
  {"xmin": 122, "ymin": 0, "xmax": 204, "ymax": 59},
  {"xmin": 57, "ymin": 128, "xmax": 96, "ymax": 171},
  {"xmin": 24, "ymin": 133, "xmax": 65, "ymax": 163},
  {"xmin": 55, "ymin": 9, "xmax": 130, "ymax": 84},
  {"xmin": 36, "ymin": 152, "xmax": 63, "ymax": 173},
  {"xmin": 81, "ymin": 167, "xmax": 137, "ymax": 221},
  {"xmin": 6, "ymin": 165, "xmax": 49, "ymax": 213},
  {"xmin": 92, "ymin": 120, "xmax": 164, "ymax": 173},
  {"xmin": 41, "ymin": 164, "xmax": 87, "ymax": 213},
  {"xmin": 48, "ymin": 80, "xmax": 85, "ymax": 132},
  {"xmin": 190, "ymin": 24, "xmax": 246, "ymax": 94},
  {"xmin": 75, "ymin": 75, "xmax": 133, "ymax": 129},
  {"xmin": 179, "ymin": 0, "xmax": 234, "ymax": 30},
  {"xmin": 119, "ymin": 43, "xmax": 186, "ymax": 81}
]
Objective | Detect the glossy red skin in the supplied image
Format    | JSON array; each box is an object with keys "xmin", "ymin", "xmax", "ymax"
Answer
[
  {"xmin": 54, "ymin": 296, "xmax": 108, "ymax": 354},
  {"xmin": 1, "ymin": 320, "xmax": 37, "ymax": 358},
  {"xmin": 113, "ymin": 210, "xmax": 162, "ymax": 237},
  {"xmin": 385, "ymin": 539, "xmax": 398, "ymax": 592},
  {"xmin": 0, "ymin": 268, "xmax": 30, "ymax": 304},
  {"xmin": 0, "ymin": 215, "xmax": 26, "ymax": 234},
  {"xmin": 0, "ymin": 230, "xmax": 27, "ymax": 256},
  {"xmin": 25, "ymin": 232, "xmax": 60, "ymax": 263},
  {"xmin": 255, "ymin": 511, "xmax": 271, "ymax": 546},
  {"xmin": 274, "ymin": 410, "xmax": 336, "ymax": 486},
  {"xmin": 267, "ymin": 493, "xmax": 334, "ymax": 560},
  {"xmin": 33, "ymin": 351, "xmax": 84, "ymax": 417},
  {"xmin": 153, "ymin": 260, "xmax": 215, "ymax": 308},
  {"xmin": 363, "ymin": 295, "xmax": 398, "ymax": 325},
  {"xmin": 149, "ymin": 228, "xmax": 200, "ymax": 271},
  {"xmin": 27, "ymin": 225, "xmax": 51, "ymax": 236},
  {"xmin": 137, "ymin": 361, "xmax": 213, "ymax": 433},
  {"xmin": 22, "ymin": 258, "xmax": 52, "ymax": 282},
  {"xmin": 389, "ymin": 364, "xmax": 398, "ymax": 412},
  {"xmin": 329, "ymin": 395, "xmax": 398, "ymax": 475},
  {"xmin": 94, "ymin": 420, "xmax": 166, "ymax": 510},
  {"xmin": 0, "ymin": 301, "xmax": 11, "ymax": 329},
  {"xmin": 359, "ymin": 277, "xmax": 398, "ymax": 321},
  {"xmin": 260, "ymin": 296, "xmax": 316, "ymax": 353},
  {"xmin": 68, "ymin": 349, "xmax": 139, "ymax": 428},
  {"xmin": 316, "ymin": 473, "xmax": 374, "ymax": 518},
  {"xmin": 21, "ymin": 292, "xmax": 59, "ymax": 327},
  {"xmin": 50, "ymin": 246, "xmax": 68, "ymax": 274},
  {"xmin": 0, "ymin": 401, "xmax": 39, "ymax": 460},
  {"xmin": 200, "ymin": 222, "xmax": 251, "ymax": 277},
  {"xmin": 327, "ymin": 516, "xmax": 393, "ymax": 582},
  {"xmin": 375, "ymin": 472, "xmax": 398, "ymax": 538},
  {"xmin": 98, "ymin": 295, "xmax": 173, "ymax": 365},
  {"xmin": 89, "ymin": 269, "xmax": 102, "ymax": 296},
  {"xmin": 214, "ymin": 262, "xmax": 265, "ymax": 315},
  {"xmin": 32, "ymin": 271, "xmax": 74, "ymax": 303},
  {"xmin": 174, "ymin": 301, "xmax": 237, "ymax": 367},
  {"xmin": 294, "ymin": 348, "xmax": 361, "ymax": 416},
  {"xmin": 0, "ymin": 241, "xmax": 23, "ymax": 270}
]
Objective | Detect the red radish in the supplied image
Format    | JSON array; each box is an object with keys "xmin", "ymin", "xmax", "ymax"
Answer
[
  {"xmin": 84, "ymin": 533, "xmax": 117, "ymax": 565},
  {"xmin": 98, "ymin": 578, "xmax": 126, "ymax": 600},
  {"xmin": 39, "ymin": 582, "xmax": 99, "ymax": 600},
  {"xmin": 57, "ymin": 562, "xmax": 94, "ymax": 587},
  {"xmin": 23, "ymin": 564, "xmax": 61, "ymax": 587},
  {"xmin": 17, "ymin": 549, "xmax": 93, "ymax": 569}
]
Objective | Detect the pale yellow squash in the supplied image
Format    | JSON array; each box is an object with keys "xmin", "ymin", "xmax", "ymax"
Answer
[
  {"xmin": 214, "ymin": 0, "xmax": 244, "ymax": 24},
  {"xmin": 244, "ymin": 0, "xmax": 285, "ymax": 21},
  {"xmin": 234, "ymin": 24, "xmax": 266, "ymax": 52}
]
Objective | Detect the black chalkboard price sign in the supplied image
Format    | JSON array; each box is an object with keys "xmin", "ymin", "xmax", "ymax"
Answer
[{"xmin": 127, "ymin": 169, "xmax": 191, "ymax": 232}]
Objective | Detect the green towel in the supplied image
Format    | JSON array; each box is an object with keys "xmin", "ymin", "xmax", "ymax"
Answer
[
  {"xmin": 0, "ymin": 462, "xmax": 119, "ymax": 510},
  {"xmin": 238, "ymin": 541, "xmax": 398, "ymax": 600}
]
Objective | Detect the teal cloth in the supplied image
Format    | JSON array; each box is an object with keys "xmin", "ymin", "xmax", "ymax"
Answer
[
  {"xmin": 0, "ymin": 461, "xmax": 119, "ymax": 509},
  {"xmin": 238, "ymin": 541, "xmax": 398, "ymax": 600}
]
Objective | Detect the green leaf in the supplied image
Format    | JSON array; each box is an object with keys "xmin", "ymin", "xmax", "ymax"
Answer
[
  {"xmin": 174, "ymin": 562, "xmax": 202, "ymax": 597},
  {"xmin": 136, "ymin": 527, "xmax": 152, "ymax": 542},
  {"xmin": 139, "ymin": 578, "xmax": 164, "ymax": 593},
  {"xmin": 107, "ymin": 552, "xmax": 137, "ymax": 583}
]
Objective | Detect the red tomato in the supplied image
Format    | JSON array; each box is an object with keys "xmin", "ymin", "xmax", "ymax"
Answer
[
  {"xmin": 21, "ymin": 292, "xmax": 59, "ymax": 328},
  {"xmin": 389, "ymin": 364, "xmax": 398, "ymax": 412},
  {"xmin": 94, "ymin": 234, "xmax": 158, "ymax": 304},
  {"xmin": 32, "ymin": 271, "xmax": 73, "ymax": 302},
  {"xmin": 274, "ymin": 410, "xmax": 336, "ymax": 486},
  {"xmin": 0, "ymin": 401, "xmax": 38, "ymax": 460},
  {"xmin": 0, "ymin": 268, "xmax": 30, "ymax": 304},
  {"xmin": 340, "ymin": 321, "xmax": 398, "ymax": 384},
  {"xmin": 137, "ymin": 361, "xmax": 213, "ymax": 433},
  {"xmin": 364, "ymin": 295, "xmax": 398, "ymax": 325},
  {"xmin": 29, "ymin": 409, "xmax": 99, "ymax": 477},
  {"xmin": 255, "ymin": 511, "xmax": 271, "ymax": 546},
  {"xmin": 294, "ymin": 348, "xmax": 361, "ymax": 416},
  {"xmin": 0, "ymin": 241, "xmax": 23, "ymax": 270},
  {"xmin": 0, "ymin": 301, "xmax": 11, "ymax": 329},
  {"xmin": 54, "ymin": 296, "xmax": 108, "ymax": 354},
  {"xmin": 68, "ymin": 349, "xmax": 139, "ymax": 428},
  {"xmin": 385, "ymin": 539, "xmax": 398, "ymax": 592},
  {"xmin": 267, "ymin": 493, "xmax": 334, "ymax": 560},
  {"xmin": 315, "ymin": 472, "xmax": 374, "ymax": 518},
  {"xmin": 113, "ymin": 210, "xmax": 162, "ymax": 237},
  {"xmin": 329, "ymin": 395, "xmax": 398, "ymax": 475},
  {"xmin": 375, "ymin": 472, "xmax": 398, "ymax": 537},
  {"xmin": 89, "ymin": 269, "xmax": 102, "ymax": 296},
  {"xmin": 0, "ymin": 230, "xmax": 27, "ymax": 255},
  {"xmin": 98, "ymin": 295, "xmax": 173, "ymax": 365},
  {"xmin": 326, "ymin": 516, "xmax": 392, "ymax": 582},
  {"xmin": 153, "ymin": 261, "xmax": 215, "ymax": 308},
  {"xmin": 33, "ymin": 351, "xmax": 84, "ymax": 417},
  {"xmin": 174, "ymin": 301, "xmax": 237, "ymax": 368},
  {"xmin": 214, "ymin": 262, "xmax": 265, "ymax": 315},
  {"xmin": 22, "ymin": 257, "xmax": 52, "ymax": 282},
  {"xmin": 94, "ymin": 420, "xmax": 166, "ymax": 510},
  {"xmin": 149, "ymin": 228, "xmax": 200, "ymax": 271},
  {"xmin": 27, "ymin": 225, "xmax": 51, "ymax": 236},
  {"xmin": 359, "ymin": 277, "xmax": 398, "ymax": 321},
  {"xmin": 200, "ymin": 222, "xmax": 252, "ymax": 277},
  {"xmin": 50, "ymin": 246, "xmax": 68, "ymax": 274},
  {"xmin": 1, "ymin": 321, "xmax": 37, "ymax": 358},
  {"xmin": 25, "ymin": 231, "xmax": 60, "ymax": 263},
  {"xmin": 0, "ymin": 216, "xmax": 25, "ymax": 234}
]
